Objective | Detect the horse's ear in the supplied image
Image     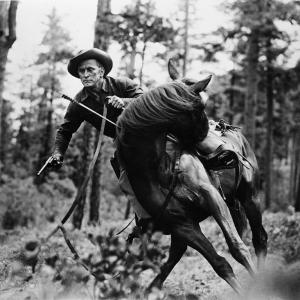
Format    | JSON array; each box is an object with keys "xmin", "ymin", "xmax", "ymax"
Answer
[
  {"xmin": 168, "ymin": 58, "xmax": 180, "ymax": 80},
  {"xmin": 189, "ymin": 75, "xmax": 212, "ymax": 94}
]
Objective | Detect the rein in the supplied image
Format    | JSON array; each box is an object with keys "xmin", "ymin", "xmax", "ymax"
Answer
[
  {"xmin": 41, "ymin": 105, "xmax": 108, "ymax": 279},
  {"xmin": 46, "ymin": 106, "xmax": 108, "ymax": 240}
]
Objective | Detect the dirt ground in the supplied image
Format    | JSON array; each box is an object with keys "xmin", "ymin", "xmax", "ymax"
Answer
[{"xmin": 0, "ymin": 212, "xmax": 300, "ymax": 300}]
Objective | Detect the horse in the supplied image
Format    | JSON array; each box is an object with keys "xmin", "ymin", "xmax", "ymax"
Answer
[{"xmin": 115, "ymin": 67, "xmax": 268, "ymax": 293}]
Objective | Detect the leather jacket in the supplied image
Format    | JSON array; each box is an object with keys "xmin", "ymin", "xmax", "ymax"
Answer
[{"xmin": 54, "ymin": 76, "xmax": 143, "ymax": 155}]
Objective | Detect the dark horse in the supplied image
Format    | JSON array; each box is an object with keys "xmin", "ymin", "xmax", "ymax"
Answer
[{"xmin": 116, "ymin": 73, "xmax": 267, "ymax": 293}]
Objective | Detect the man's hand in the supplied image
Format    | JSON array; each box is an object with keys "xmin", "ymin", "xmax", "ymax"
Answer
[
  {"xmin": 37, "ymin": 153, "xmax": 63, "ymax": 175},
  {"xmin": 106, "ymin": 95, "xmax": 125, "ymax": 109},
  {"xmin": 49, "ymin": 152, "xmax": 64, "ymax": 169}
]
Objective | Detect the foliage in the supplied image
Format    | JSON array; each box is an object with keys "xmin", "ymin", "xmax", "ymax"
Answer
[
  {"xmin": 108, "ymin": 0, "xmax": 177, "ymax": 81},
  {"xmin": 197, "ymin": 0, "xmax": 300, "ymax": 208},
  {"xmin": 3, "ymin": 212, "xmax": 300, "ymax": 299},
  {"xmin": 42, "ymin": 228, "xmax": 169, "ymax": 299},
  {"xmin": 0, "ymin": 175, "xmax": 75, "ymax": 229},
  {"xmin": 265, "ymin": 212, "xmax": 300, "ymax": 262},
  {"xmin": 85, "ymin": 229, "xmax": 167, "ymax": 298}
]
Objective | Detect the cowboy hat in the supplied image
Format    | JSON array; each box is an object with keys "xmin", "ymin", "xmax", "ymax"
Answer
[{"xmin": 67, "ymin": 48, "xmax": 113, "ymax": 78}]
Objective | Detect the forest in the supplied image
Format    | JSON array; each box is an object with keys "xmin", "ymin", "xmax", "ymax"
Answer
[{"xmin": 0, "ymin": 0, "xmax": 300, "ymax": 299}]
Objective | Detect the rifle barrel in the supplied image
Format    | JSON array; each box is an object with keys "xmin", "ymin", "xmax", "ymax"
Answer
[{"xmin": 61, "ymin": 94, "xmax": 118, "ymax": 127}]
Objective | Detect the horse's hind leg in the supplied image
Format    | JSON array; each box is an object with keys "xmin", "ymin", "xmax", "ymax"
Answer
[
  {"xmin": 148, "ymin": 235, "xmax": 187, "ymax": 290},
  {"xmin": 179, "ymin": 154, "xmax": 255, "ymax": 275},
  {"xmin": 207, "ymin": 186, "xmax": 256, "ymax": 275},
  {"xmin": 171, "ymin": 220, "xmax": 242, "ymax": 293},
  {"xmin": 238, "ymin": 180, "xmax": 268, "ymax": 267},
  {"xmin": 227, "ymin": 200, "xmax": 247, "ymax": 238}
]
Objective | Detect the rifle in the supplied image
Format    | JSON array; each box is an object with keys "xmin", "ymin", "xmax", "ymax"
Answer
[
  {"xmin": 37, "ymin": 156, "xmax": 54, "ymax": 176},
  {"xmin": 61, "ymin": 94, "xmax": 119, "ymax": 127}
]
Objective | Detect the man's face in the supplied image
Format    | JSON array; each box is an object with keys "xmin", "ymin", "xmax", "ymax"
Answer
[{"xmin": 77, "ymin": 59, "xmax": 104, "ymax": 88}]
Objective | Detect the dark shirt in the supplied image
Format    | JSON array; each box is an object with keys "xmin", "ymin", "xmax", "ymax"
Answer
[{"xmin": 54, "ymin": 76, "xmax": 143, "ymax": 155}]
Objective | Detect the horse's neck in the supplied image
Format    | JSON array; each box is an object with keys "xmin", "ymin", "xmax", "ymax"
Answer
[{"xmin": 123, "ymin": 133, "xmax": 166, "ymax": 170}]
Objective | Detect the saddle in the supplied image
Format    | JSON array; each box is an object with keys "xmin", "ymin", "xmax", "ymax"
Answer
[
  {"xmin": 195, "ymin": 119, "xmax": 241, "ymax": 171},
  {"xmin": 167, "ymin": 120, "xmax": 241, "ymax": 172}
]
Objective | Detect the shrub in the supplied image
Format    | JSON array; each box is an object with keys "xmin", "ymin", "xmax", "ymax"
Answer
[
  {"xmin": 0, "ymin": 176, "xmax": 75, "ymax": 229},
  {"xmin": 44, "ymin": 228, "xmax": 169, "ymax": 299}
]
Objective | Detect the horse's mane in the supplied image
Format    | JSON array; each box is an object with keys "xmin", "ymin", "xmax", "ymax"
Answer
[{"xmin": 117, "ymin": 81, "xmax": 209, "ymax": 146}]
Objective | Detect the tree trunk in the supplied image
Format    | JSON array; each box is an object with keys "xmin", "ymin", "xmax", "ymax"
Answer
[
  {"xmin": 244, "ymin": 29, "xmax": 259, "ymax": 148},
  {"xmin": 291, "ymin": 126, "xmax": 300, "ymax": 211},
  {"xmin": 182, "ymin": 0, "xmax": 189, "ymax": 77},
  {"xmin": 292, "ymin": 97, "xmax": 300, "ymax": 210},
  {"xmin": 94, "ymin": 0, "xmax": 111, "ymax": 51},
  {"xmin": 0, "ymin": 1, "xmax": 18, "ymax": 178},
  {"xmin": 228, "ymin": 70, "xmax": 235, "ymax": 124},
  {"xmin": 127, "ymin": 41, "xmax": 137, "ymax": 80},
  {"xmin": 72, "ymin": 123, "xmax": 95, "ymax": 229},
  {"xmin": 87, "ymin": 0, "xmax": 112, "ymax": 225},
  {"xmin": 264, "ymin": 38, "xmax": 274, "ymax": 209},
  {"xmin": 34, "ymin": 89, "xmax": 54, "ymax": 185},
  {"xmin": 138, "ymin": 43, "xmax": 147, "ymax": 85},
  {"xmin": 0, "ymin": 100, "xmax": 11, "ymax": 173},
  {"xmin": 126, "ymin": 0, "xmax": 140, "ymax": 80},
  {"xmin": 89, "ymin": 130, "xmax": 103, "ymax": 225},
  {"xmin": 35, "ymin": 69, "xmax": 56, "ymax": 185}
]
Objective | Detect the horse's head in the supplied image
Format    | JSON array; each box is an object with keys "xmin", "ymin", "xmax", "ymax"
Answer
[{"xmin": 168, "ymin": 56, "xmax": 212, "ymax": 106}]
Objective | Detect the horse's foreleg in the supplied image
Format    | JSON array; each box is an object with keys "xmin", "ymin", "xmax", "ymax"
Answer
[
  {"xmin": 172, "ymin": 221, "xmax": 242, "ymax": 294},
  {"xmin": 147, "ymin": 235, "xmax": 187, "ymax": 291},
  {"xmin": 205, "ymin": 184, "xmax": 256, "ymax": 275}
]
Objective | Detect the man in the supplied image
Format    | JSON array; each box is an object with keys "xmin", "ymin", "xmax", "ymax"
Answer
[
  {"xmin": 49, "ymin": 48, "xmax": 150, "ymax": 219},
  {"xmin": 51, "ymin": 48, "xmax": 143, "ymax": 163}
]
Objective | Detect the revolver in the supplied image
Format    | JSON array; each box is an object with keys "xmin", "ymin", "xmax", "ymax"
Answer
[{"xmin": 37, "ymin": 156, "xmax": 54, "ymax": 176}]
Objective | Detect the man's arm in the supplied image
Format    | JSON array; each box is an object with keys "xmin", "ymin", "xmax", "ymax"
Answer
[
  {"xmin": 107, "ymin": 77, "xmax": 143, "ymax": 109},
  {"xmin": 51, "ymin": 102, "xmax": 84, "ymax": 166},
  {"xmin": 123, "ymin": 77, "xmax": 143, "ymax": 96}
]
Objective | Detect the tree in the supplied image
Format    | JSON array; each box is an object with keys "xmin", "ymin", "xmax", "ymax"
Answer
[
  {"xmin": 13, "ymin": 73, "xmax": 49, "ymax": 177},
  {"xmin": 0, "ymin": 99, "xmax": 13, "ymax": 176},
  {"xmin": 291, "ymin": 94, "xmax": 300, "ymax": 211},
  {"xmin": 34, "ymin": 8, "xmax": 73, "ymax": 185},
  {"xmin": 0, "ymin": 1, "xmax": 18, "ymax": 178},
  {"xmin": 90, "ymin": 0, "xmax": 112, "ymax": 225},
  {"xmin": 289, "ymin": 62, "xmax": 300, "ymax": 211},
  {"xmin": 182, "ymin": 0, "xmax": 190, "ymax": 77},
  {"xmin": 72, "ymin": 0, "xmax": 112, "ymax": 228},
  {"xmin": 109, "ymin": 0, "xmax": 176, "ymax": 84},
  {"xmin": 72, "ymin": 123, "xmax": 96, "ymax": 228},
  {"xmin": 214, "ymin": 0, "xmax": 300, "ymax": 208}
]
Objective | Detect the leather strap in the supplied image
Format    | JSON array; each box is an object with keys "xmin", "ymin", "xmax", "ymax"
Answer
[
  {"xmin": 46, "ymin": 105, "xmax": 108, "ymax": 241},
  {"xmin": 155, "ymin": 147, "xmax": 181, "ymax": 223}
]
